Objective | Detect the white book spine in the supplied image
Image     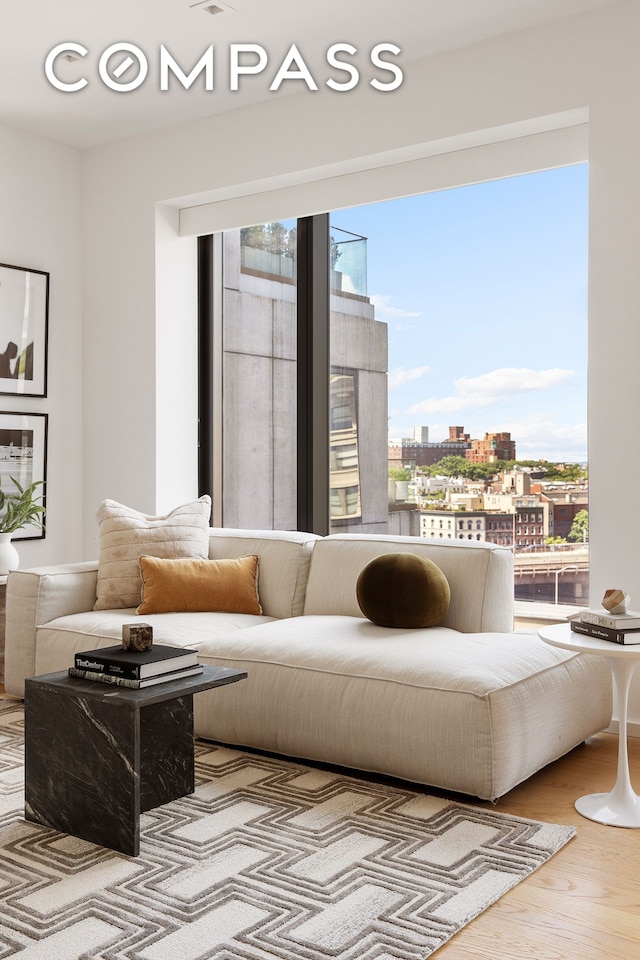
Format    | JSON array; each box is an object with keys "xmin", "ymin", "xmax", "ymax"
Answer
[{"xmin": 580, "ymin": 610, "xmax": 640, "ymax": 629}]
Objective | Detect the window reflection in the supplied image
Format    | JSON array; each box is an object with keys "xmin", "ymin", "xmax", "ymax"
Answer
[{"xmin": 329, "ymin": 373, "xmax": 361, "ymax": 519}]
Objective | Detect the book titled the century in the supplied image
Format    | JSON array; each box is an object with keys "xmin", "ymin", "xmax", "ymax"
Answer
[
  {"xmin": 571, "ymin": 619, "xmax": 640, "ymax": 645},
  {"xmin": 74, "ymin": 644, "xmax": 199, "ymax": 679},
  {"xmin": 579, "ymin": 609, "xmax": 640, "ymax": 631},
  {"xmin": 68, "ymin": 664, "xmax": 204, "ymax": 688}
]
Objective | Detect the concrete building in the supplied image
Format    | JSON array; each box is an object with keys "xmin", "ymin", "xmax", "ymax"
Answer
[
  {"xmin": 222, "ymin": 229, "xmax": 388, "ymax": 532},
  {"xmin": 500, "ymin": 470, "xmax": 532, "ymax": 495},
  {"xmin": 447, "ymin": 493, "xmax": 484, "ymax": 511}
]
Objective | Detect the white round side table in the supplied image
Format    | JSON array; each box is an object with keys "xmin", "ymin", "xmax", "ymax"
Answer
[{"xmin": 539, "ymin": 622, "xmax": 640, "ymax": 828}]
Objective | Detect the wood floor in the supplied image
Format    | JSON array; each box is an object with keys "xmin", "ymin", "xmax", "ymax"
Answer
[
  {"xmin": 439, "ymin": 732, "xmax": 640, "ymax": 959},
  {"xmin": 2, "ymin": 680, "xmax": 638, "ymax": 959}
]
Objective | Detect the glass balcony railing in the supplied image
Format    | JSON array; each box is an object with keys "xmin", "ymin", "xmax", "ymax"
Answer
[
  {"xmin": 239, "ymin": 222, "xmax": 367, "ymax": 298},
  {"xmin": 330, "ymin": 227, "xmax": 367, "ymax": 297},
  {"xmin": 240, "ymin": 221, "xmax": 297, "ymax": 283}
]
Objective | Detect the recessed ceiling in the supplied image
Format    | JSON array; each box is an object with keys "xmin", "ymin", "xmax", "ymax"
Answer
[{"xmin": 0, "ymin": 0, "xmax": 623, "ymax": 150}]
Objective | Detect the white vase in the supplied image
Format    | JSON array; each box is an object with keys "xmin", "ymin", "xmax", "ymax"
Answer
[{"xmin": 0, "ymin": 532, "xmax": 19, "ymax": 575}]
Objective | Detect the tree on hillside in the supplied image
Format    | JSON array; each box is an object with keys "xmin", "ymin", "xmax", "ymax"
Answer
[
  {"xmin": 568, "ymin": 509, "xmax": 589, "ymax": 543},
  {"xmin": 423, "ymin": 455, "xmax": 588, "ymax": 484},
  {"xmin": 427, "ymin": 456, "xmax": 505, "ymax": 482},
  {"xmin": 426, "ymin": 456, "xmax": 469, "ymax": 478},
  {"xmin": 512, "ymin": 460, "xmax": 587, "ymax": 482}
]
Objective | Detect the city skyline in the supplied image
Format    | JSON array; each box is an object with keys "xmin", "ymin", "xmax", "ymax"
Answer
[{"xmin": 333, "ymin": 163, "xmax": 588, "ymax": 463}]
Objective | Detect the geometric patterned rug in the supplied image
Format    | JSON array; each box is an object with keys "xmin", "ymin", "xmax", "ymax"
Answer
[{"xmin": 0, "ymin": 698, "xmax": 574, "ymax": 959}]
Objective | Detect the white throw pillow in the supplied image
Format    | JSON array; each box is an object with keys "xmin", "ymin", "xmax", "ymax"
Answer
[{"xmin": 93, "ymin": 496, "xmax": 212, "ymax": 610}]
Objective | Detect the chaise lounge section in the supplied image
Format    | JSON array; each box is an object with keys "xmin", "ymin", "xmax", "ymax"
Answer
[{"xmin": 4, "ymin": 529, "xmax": 612, "ymax": 800}]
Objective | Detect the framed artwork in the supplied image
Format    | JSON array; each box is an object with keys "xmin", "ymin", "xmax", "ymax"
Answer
[
  {"xmin": 0, "ymin": 262, "xmax": 49, "ymax": 397},
  {"xmin": 0, "ymin": 411, "xmax": 48, "ymax": 540}
]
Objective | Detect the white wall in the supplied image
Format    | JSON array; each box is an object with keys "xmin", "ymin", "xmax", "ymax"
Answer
[
  {"xmin": 0, "ymin": 123, "xmax": 83, "ymax": 566},
  {"xmin": 79, "ymin": 2, "xmax": 640, "ymax": 713}
]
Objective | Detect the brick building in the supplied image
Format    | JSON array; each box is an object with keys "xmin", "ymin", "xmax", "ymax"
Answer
[
  {"xmin": 389, "ymin": 426, "xmax": 515, "ymax": 471},
  {"xmin": 466, "ymin": 431, "xmax": 516, "ymax": 463}
]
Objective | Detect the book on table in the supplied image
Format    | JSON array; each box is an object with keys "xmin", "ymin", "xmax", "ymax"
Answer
[
  {"xmin": 579, "ymin": 609, "xmax": 640, "ymax": 630},
  {"xmin": 68, "ymin": 664, "xmax": 204, "ymax": 688},
  {"xmin": 570, "ymin": 618, "xmax": 640, "ymax": 645},
  {"xmin": 74, "ymin": 644, "xmax": 199, "ymax": 679}
]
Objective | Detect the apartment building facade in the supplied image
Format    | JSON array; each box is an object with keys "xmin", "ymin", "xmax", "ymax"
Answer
[{"xmin": 222, "ymin": 228, "xmax": 389, "ymax": 533}]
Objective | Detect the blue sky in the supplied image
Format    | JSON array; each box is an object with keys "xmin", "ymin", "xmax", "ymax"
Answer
[{"xmin": 332, "ymin": 164, "xmax": 589, "ymax": 463}]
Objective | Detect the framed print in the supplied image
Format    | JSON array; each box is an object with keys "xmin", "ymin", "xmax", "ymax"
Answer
[
  {"xmin": 0, "ymin": 262, "xmax": 49, "ymax": 397},
  {"xmin": 0, "ymin": 411, "xmax": 48, "ymax": 540}
]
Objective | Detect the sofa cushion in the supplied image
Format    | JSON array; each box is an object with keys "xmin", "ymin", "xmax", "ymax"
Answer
[
  {"xmin": 94, "ymin": 497, "xmax": 212, "ymax": 610},
  {"xmin": 303, "ymin": 534, "xmax": 514, "ymax": 633},
  {"xmin": 356, "ymin": 552, "xmax": 450, "ymax": 628},
  {"xmin": 33, "ymin": 609, "xmax": 278, "ymax": 678},
  {"xmin": 137, "ymin": 555, "xmax": 262, "ymax": 615},
  {"xmin": 191, "ymin": 615, "xmax": 613, "ymax": 800},
  {"xmin": 206, "ymin": 529, "xmax": 320, "ymax": 619}
]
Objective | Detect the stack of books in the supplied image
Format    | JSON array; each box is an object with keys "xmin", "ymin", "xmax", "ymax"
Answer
[
  {"xmin": 570, "ymin": 609, "xmax": 640, "ymax": 645},
  {"xmin": 68, "ymin": 644, "xmax": 203, "ymax": 688}
]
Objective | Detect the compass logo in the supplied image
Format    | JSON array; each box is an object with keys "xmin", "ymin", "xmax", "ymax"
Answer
[{"xmin": 44, "ymin": 42, "xmax": 404, "ymax": 93}]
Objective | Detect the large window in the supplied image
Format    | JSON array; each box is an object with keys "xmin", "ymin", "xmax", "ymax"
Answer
[{"xmin": 201, "ymin": 164, "xmax": 588, "ymax": 605}]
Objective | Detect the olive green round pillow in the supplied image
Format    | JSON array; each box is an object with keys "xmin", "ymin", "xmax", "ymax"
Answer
[{"xmin": 356, "ymin": 552, "xmax": 451, "ymax": 628}]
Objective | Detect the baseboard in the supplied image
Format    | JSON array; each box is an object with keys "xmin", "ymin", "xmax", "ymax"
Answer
[{"xmin": 606, "ymin": 719, "xmax": 640, "ymax": 738}]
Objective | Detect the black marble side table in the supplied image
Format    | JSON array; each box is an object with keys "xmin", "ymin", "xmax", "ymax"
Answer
[{"xmin": 24, "ymin": 664, "xmax": 247, "ymax": 856}]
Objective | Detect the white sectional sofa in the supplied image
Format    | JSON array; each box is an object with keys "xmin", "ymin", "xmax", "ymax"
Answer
[{"xmin": 4, "ymin": 529, "xmax": 612, "ymax": 800}]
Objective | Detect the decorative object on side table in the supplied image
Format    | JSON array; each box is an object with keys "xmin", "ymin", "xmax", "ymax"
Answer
[
  {"xmin": 69, "ymin": 641, "xmax": 202, "ymax": 689},
  {"xmin": 571, "ymin": 619, "xmax": 640, "ymax": 645},
  {"xmin": 122, "ymin": 622, "xmax": 153, "ymax": 651},
  {"xmin": 601, "ymin": 588, "xmax": 629, "ymax": 613},
  {"xmin": 577, "ymin": 588, "xmax": 640, "ymax": 638}
]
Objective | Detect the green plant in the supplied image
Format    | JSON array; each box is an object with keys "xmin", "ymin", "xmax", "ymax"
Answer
[
  {"xmin": 388, "ymin": 467, "xmax": 412, "ymax": 482},
  {"xmin": 0, "ymin": 476, "xmax": 45, "ymax": 534}
]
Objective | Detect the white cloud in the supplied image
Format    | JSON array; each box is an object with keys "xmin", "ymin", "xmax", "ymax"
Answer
[
  {"xmin": 409, "ymin": 394, "xmax": 486, "ymax": 415},
  {"xmin": 408, "ymin": 367, "xmax": 575, "ymax": 415},
  {"xmin": 388, "ymin": 365, "xmax": 431, "ymax": 390},
  {"xmin": 501, "ymin": 413, "xmax": 587, "ymax": 459},
  {"xmin": 370, "ymin": 294, "xmax": 422, "ymax": 320},
  {"xmin": 504, "ymin": 413, "xmax": 584, "ymax": 440},
  {"xmin": 455, "ymin": 367, "xmax": 575, "ymax": 397}
]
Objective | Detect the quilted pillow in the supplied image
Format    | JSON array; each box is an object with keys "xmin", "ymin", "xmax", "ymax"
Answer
[
  {"xmin": 93, "ymin": 496, "xmax": 211, "ymax": 610},
  {"xmin": 356, "ymin": 552, "xmax": 450, "ymax": 628},
  {"xmin": 137, "ymin": 554, "xmax": 262, "ymax": 615}
]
